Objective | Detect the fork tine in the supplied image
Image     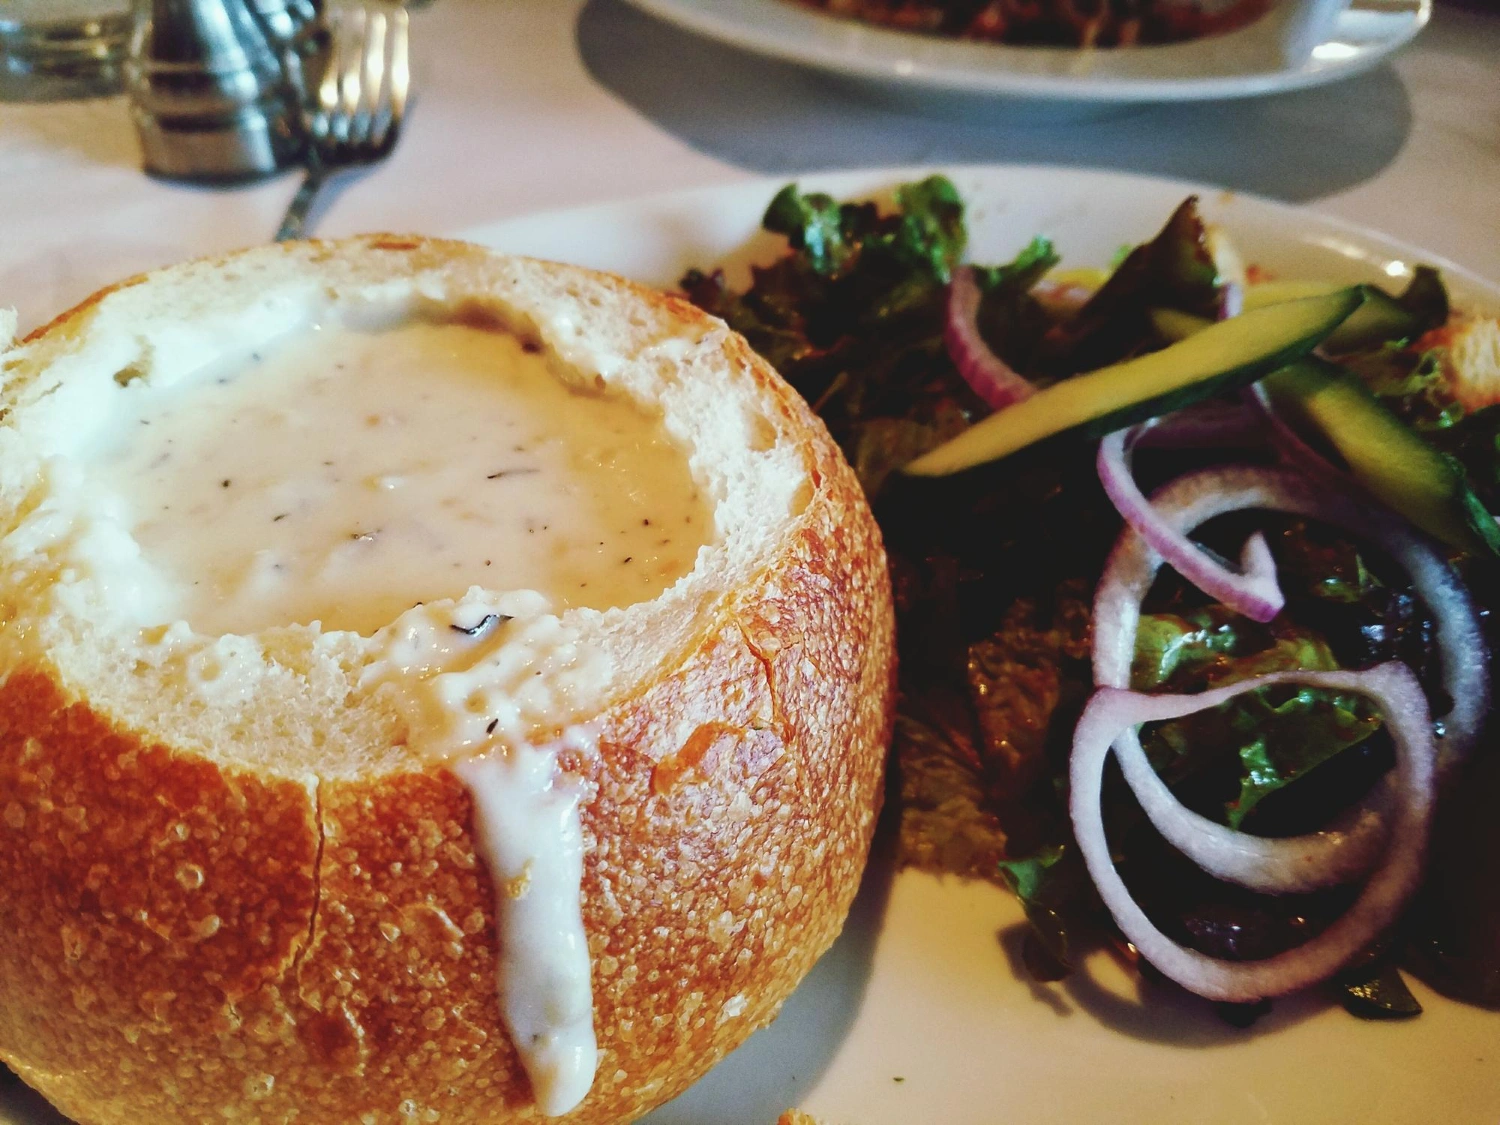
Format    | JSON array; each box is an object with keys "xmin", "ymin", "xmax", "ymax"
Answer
[
  {"xmin": 334, "ymin": 4, "xmax": 366, "ymax": 146},
  {"xmin": 319, "ymin": 5, "xmax": 347, "ymax": 146},
  {"xmin": 313, "ymin": 9, "xmax": 342, "ymax": 139},
  {"xmin": 371, "ymin": 5, "xmax": 409, "ymax": 152},
  {"xmin": 388, "ymin": 7, "xmax": 410, "ymax": 129},
  {"xmin": 350, "ymin": 7, "xmax": 386, "ymax": 149},
  {"xmin": 277, "ymin": 1, "xmax": 408, "ymax": 240}
]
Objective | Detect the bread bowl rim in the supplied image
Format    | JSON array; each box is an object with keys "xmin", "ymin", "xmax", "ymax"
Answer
[{"xmin": 0, "ymin": 232, "xmax": 831, "ymax": 781}]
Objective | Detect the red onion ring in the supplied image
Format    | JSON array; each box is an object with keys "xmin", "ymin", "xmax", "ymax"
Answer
[
  {"xmin": 1098, "ymin": 428, "xmax": 1285, "ymax": 623},
  {"xmin": 1070, "ymin": 663, "xmax": 1437, "ymax": 1003},
  {"xmin": 1133, "ymin": 399, "xmax": 1266, "ymax": 451},
  {"xmin": 1092, "ymin": 464, "xmax": 1488, "ymax": 893},
  {"xmin": 945, "ymin": 266, "xmax": 1038, "ymax": 412}
]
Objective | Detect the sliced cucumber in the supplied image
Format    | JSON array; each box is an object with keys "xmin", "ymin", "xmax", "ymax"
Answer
[
  {"xmin": 1149, "ymin": 306, "xmax": 1213, "ymax": 343},
  {"xmin": 1244, "ymin": 280, "xmax": 1342, "ymax": 310},
  {"xmin": 1323, "ymin": 287, "xmax": 1426, "ymax": 353},
  {"xmin": 904, "ymin": 287, "xmax": 1364, "ymax": 477},
  {"xmin": 1263, "ymin": 359, "xmax": 1500, "ymax": 557},
  {"xmin": 1245, "ymin": 281, "xmax": 1428, "ymax": 353}
]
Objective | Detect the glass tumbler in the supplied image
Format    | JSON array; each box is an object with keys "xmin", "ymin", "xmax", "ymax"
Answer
[{"xmin": 0, "ymin": 0, "xmax": 133, "ymax": 99}]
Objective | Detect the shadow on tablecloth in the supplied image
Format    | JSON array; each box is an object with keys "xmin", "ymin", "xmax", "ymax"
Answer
[{"xmin": 576, "ymin": 0, "xmax": 1411, "ymax": 204}]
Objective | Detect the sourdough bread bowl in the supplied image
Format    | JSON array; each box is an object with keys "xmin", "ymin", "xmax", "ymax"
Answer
[{"xmin": 0, "ymin": 236, "xmax": 895, "ymax": 1125}]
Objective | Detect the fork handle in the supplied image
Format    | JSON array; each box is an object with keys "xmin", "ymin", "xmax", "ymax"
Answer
[{"xmin": 275, "ymin": 163, "xmax": 328, "ymax": 243}]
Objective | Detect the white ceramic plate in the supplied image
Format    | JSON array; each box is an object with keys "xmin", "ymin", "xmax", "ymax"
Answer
[
  {"xmin": 469, "ymin": 166, "xmax": 1500, "ymax": 1125},
  {"xmin": 3, "ymin": 167, "xmax": 1497, "ymax": 1125},
  {"xmin": 618, "ymin": 0, "xmax": 1430, "ymax": 106}
]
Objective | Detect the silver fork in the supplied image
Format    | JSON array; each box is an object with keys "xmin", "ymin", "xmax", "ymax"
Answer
[{"xmin": 274, "ymin": 2, "xmax": 410, "ymax": 242}]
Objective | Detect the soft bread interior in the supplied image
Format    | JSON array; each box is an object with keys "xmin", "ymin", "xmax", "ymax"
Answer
[{"xmin": 0, "ymin": 237, "xmax": 811, "ymax": 781}]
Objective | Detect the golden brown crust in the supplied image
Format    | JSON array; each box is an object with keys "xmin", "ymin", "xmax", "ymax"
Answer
[
  {"xmin": 18, "ymin": 273, "xmax": 147, "ymax": 346},
  {"xmin": 0, "ymin": 241, "xmax": 895, "ymax": 1124}
]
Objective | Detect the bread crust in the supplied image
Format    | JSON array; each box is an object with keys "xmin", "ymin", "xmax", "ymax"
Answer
[{"xmin": 0, "ymin": 239, "xmax": 895, "ymax": 1124}]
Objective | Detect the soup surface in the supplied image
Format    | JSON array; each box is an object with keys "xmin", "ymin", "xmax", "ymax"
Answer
[{"xmin": 86, "ymin": 318, "xmax": 710, "ymax": 635}]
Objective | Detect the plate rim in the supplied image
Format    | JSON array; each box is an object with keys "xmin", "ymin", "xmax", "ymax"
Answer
[
  {"xmin": 615, "ymin": 0, "xmax": 1432, "ymax": 102},
  {"xmin": 459, "ymin": 161, "xmax": 1500, "ymax": 304}
]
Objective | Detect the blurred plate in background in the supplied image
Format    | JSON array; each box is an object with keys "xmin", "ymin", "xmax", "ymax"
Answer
[{"xmin": 618, "ymin": 0, "xmax": 1430, "ymax": 112}]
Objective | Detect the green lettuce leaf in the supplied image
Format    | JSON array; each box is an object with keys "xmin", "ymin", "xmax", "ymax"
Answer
[
  {"xmin": 1225, "ymin": 687, "xmax": 1381, "ymax": 828},
  {"xmin": 887, "ymin": 175, "xmax": 967, "ymax": 282},
  {"xmin": 1132, "ymin": 608, "xmax": 1382, "ymax": 829},
  {"xmin": 996, "ymin": 843, "xmax": 1101, "ymax": 982},
  {"xmin": 762, "ymin": 184, "xmax": 853, "ymax": 277}
]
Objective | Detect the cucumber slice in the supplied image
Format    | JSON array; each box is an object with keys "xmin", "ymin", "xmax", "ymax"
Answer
[
  {"xmin": 1244, "ymin": 281, "xmax": 1428, "ymax": 353},
  {"xmin": 1263, "ymin": 359, "xmax": 1500, "ymax": 557},
  {"xmin": 1149, "ymin": 307, "xmax": 1213, "ymax": 342},
  {"xmin": 1323, "ymin": 287, "xmax": 1425, "ymax": 353},
  {"xmin": 905, "ymin": 287, "xmax": 1364, "ymax": 477},
  {"xmin": 1244, "ymin": 280, "xmax": 1342, "ymax": 310}
]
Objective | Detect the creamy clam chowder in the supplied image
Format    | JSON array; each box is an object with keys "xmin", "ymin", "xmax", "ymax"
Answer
[{"xmin": 86, "ymin": 316, "xmax": 708, "ymax": 637}]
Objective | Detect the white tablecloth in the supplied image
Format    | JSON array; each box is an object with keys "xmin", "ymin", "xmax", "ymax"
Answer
[{"xmin": 1, "ymin": 0, "xmax": 1497, "ymax": 333}]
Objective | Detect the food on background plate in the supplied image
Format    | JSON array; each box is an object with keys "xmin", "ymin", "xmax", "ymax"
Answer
[
  {"xmin": 683, "ymin": 177, "xmax": 1500, "ymax": 1019},
  {"xmin": 790, "ymin": 0, "xmax": 1271, "ymax": 48},
  {"xmin": 0, "ymin": 237, "xmax": 895, "ymax": 1124}
]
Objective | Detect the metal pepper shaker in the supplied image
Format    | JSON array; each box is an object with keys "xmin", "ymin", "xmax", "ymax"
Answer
[{"xmin": 124, "ymin": 0, "xmax": 321, "ymax": 182}]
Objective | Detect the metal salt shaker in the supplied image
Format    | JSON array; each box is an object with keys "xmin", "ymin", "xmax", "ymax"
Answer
[{"xmin": 125, "ymin": 0, "xmax": 321, "ymax": 182}]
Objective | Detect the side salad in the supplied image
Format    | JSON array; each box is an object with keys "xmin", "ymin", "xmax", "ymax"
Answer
[{"xmin": 682, "ymin": 177, "xmax": 1500, "ymax": 1020}]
